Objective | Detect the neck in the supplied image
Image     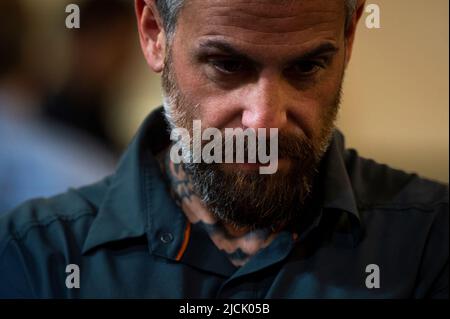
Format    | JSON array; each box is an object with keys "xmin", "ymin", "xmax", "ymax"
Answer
[
  {"xmin": 162, "ymin": 151, "xmax": 251, "ymax": 234},
  {"xmin": 161, "ymin": 150, "xmax": 279, "ymax": 266}
]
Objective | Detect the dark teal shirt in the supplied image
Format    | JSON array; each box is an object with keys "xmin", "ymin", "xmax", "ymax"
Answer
[{"xmin": 0, "ymin": 108, "xmax": 448, "ymax": 298}]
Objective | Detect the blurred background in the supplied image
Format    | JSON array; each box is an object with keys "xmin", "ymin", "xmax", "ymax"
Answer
[{"xmin": 0, "ymin": 0, "xmax": 448, "ymax": 214}]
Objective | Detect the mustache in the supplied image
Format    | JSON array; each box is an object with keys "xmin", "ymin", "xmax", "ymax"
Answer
[
  {"xmin": 274, "ymin": 131, "xmax": 314, "ymax": 160},
  {"xmin": 191, "ymin": 129, "xmax": 315, "ymax": 163}
]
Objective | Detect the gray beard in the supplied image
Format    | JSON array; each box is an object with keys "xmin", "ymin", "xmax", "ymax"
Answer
[
  {"xmin": 163, "ymin": 98, "xmax": 336, "ymax": 230},
  {"xmin": 183, "ymin": 160, "xmax": 317, "ymax": 231}
]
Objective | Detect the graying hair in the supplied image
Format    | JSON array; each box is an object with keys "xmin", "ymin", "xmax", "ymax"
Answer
[
  {"xmin": 156, "ymin": 0, "xmax": 359, "ymax": 39},
  {"xmin": 345, "ymin": 0, "xmax": 358, "ymax": 30}
]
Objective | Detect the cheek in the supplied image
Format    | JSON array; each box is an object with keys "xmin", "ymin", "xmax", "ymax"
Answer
[
  {"xmin": 172, "ymin": 53, "xmax": 240, "ymax": 128},
  {"xmin": 170, "ymin": 53, "xmax": 225, "ymax": 126},
  {"xmin": 198, "ymin": 93, "xmax": 242, "ymax": 130},
  {"xmin": 276, "ymin": 44, "xmax": 345, "ymax": 135},
  {"xmin": 289, "ymin": 72, "xmax": 343, "ymax": 136}
]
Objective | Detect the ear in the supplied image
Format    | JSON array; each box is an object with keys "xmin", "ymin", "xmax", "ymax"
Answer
[
  {"xmin": 135, "ymin": 0, "xmax": 166, "ymax": 73},
  {"xmin": 344, "ymin": 0, "xmax": 366, "ymax": 67}
]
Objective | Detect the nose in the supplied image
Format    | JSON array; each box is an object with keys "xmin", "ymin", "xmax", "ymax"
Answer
[{"xmin": 240, "ymin": 72, "xmax": 289, "ymax": 130}]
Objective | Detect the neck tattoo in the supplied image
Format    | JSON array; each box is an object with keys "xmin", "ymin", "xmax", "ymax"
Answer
[{"xmin": 161, "ymin": 150, "xmax": 283, "ymax": 267}]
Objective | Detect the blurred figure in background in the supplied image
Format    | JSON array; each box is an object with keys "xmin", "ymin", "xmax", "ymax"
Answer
[
  {"xmin": 42, "ymin": 0, "xmax": 136, "ymax": 155},
  {"xmin": 0, "ymin": 0, "xmax": 117, "ymax": 215}
]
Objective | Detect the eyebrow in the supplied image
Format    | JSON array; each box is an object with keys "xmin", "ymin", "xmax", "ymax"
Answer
[{"xmin": 196, "ymin": 39, "xmax": 339, "ymax": 64}]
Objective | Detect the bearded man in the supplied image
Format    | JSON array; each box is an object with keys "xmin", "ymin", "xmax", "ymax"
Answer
[{"xmin": 0, "ymin": 0, "xmax": 448, "ymax": 299}]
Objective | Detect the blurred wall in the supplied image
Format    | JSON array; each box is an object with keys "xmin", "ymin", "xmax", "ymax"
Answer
[
  {"xmin": 339, "ymin": 0, "xmax": 449, "ymax": 183},
  {"xmin": 22, "ymin": 0, "xmax": 449, "ymax": 183}
]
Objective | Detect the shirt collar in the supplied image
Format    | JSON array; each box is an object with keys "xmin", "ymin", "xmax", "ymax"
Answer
[
  {"xmin": 82, "ymin": 108, "xmax": 187, "ymax": 256},
  {"xmin": 315, "ymin": 129, "xmax": 362, "ymax": 244},
  {"xmin": 320, "ymin": 130, "xmax": 360, "ymax": 219},
  {"xmin": 82, "ymin": 107, "xmax": 361, "ymax": 254}
]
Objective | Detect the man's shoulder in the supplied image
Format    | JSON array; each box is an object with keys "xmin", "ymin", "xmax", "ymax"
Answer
[
  {"xmin": 342, "ymin": 148, "xmax": 448, "ymax": 299},
  {"xmin": 0, "ymin": 177, "xmax": 111, "ymax": 253},
  {"xmin": 344, "ymin": 148, "xmax": 448, "ymax": 212}
]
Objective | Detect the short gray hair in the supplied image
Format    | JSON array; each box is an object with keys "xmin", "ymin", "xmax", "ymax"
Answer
[{"xmin": 156, "ymin": 0, "xmax": 358, "ymax": 40}]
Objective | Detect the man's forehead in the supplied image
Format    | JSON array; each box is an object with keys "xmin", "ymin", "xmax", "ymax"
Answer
[
  {"xmin": 185, "ymin": 0, "xmax": 345, "ymax": 14},
  {"xmin": 177, "ymin": 0, "xmax": 346, "ymax": 47}
]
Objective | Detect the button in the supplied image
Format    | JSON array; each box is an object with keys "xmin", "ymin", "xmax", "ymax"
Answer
[{"xmin": 160, "ymin": 232, "xmax": 174, "ymax": 244}]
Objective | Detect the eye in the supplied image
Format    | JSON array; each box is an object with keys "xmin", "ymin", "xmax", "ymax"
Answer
[
  {"xmin": 288, "ymin": 60, "xmax": 325, "ymax": 77},
  {"xmin": 210, "ymin": 58, "xmax": 246, "ymax": 74}
]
